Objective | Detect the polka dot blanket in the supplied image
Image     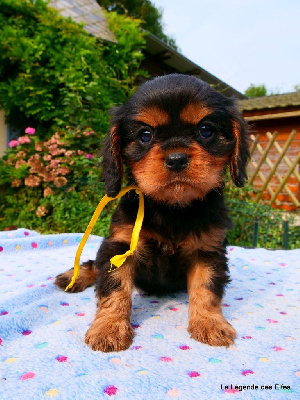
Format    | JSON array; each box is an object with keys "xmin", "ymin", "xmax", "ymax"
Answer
[{"xmin": 0, "ymin": 228, "xmax": 299, "ymax": 399}]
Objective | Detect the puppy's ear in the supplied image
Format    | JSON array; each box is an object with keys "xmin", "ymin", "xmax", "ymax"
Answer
[
  {"xmin": 101, "ymin": 122, "xmax": 123, "ymax": 197},
  {"xmin": 229, "ymin": 113, "xmax": 250, "ymax": 187}
]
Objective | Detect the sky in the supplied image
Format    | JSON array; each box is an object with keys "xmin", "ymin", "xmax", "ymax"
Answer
[{"xmin": 152, "ymin": 0, "xmax": 300, "ymax": 95}]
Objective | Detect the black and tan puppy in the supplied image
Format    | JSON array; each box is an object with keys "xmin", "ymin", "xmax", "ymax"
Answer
[{"xmin": 55, "ymin": 74, "xmax": 249, "ymax": 352}]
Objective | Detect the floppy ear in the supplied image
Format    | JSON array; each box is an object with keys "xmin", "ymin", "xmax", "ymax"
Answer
[
  {"xmin": 101, "ymin": 123, "xmax": 123, "ymax": 197},
  {"xmin": 229, "ymin": 115, "xmax": 250, "ymax": 187}
]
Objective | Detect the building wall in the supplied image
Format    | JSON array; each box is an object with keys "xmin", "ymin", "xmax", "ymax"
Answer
[{"xmin": 0, "ymin": 110, "xmax": 7, "ymax": 157}]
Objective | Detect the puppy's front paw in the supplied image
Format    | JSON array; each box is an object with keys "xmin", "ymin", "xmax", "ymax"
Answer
[
  {"xmin": 188, "ymin": 314, "xmax": 236, "ymax": 347},
  {"xmin": 85, "ymin": 319, "xmax": 134, "ymax": 352}
]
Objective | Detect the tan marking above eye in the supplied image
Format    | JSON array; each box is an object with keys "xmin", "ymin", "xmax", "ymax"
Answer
[
  {"xmin": 134, "ymin": 106, "xmax": 170, "ymax": 127},
  {"xmin": 180, "ymin": 103, "xmax": 212, "ymax": 125}
]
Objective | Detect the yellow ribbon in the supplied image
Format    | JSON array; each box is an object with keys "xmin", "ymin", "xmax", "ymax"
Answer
[{"xmin": 65, "ymin": 186, "xmax": 144, "ymax": 291}]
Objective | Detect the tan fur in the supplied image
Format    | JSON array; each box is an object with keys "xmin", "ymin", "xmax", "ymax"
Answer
[
  {"xmin": 180, "ymin": 226, "xmax": 227, "ymax": 252},
  {"xmin": 134, "ymin": 106, "xmax": 170, "ymax": 127},
  {"xmin": 85, "ymin": 262, "xmax": 134, "ymax": 352},
  {"xmin": 131, "ymin": 143, "xmax": 229, "ymax": 205},
  {"xmin": 187, "ymin": 262, "xmax": 236, "ymax": 347},
  {"xmin": 180, "ymin": 103, "xmax": 211, "ymax": 124},
  {"xmin": 55, "ymin": 263, "xmax": 98, "ymax": 293}
]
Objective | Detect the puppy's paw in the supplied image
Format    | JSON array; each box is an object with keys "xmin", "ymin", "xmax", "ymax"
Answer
[
  {"xmin": 188, "ymin": 314, "xmax": 236, "ymax": 347},
  {"xmin": 85, "ymin": 319, "xmax": 134, "ymax": 352},
  {"xmin": 55, "ymin": 262, "xmax": 97, "ymax": 293}
]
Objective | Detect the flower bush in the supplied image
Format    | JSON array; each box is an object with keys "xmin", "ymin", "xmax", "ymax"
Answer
[{"xmin": 0, "ymin": 127, "xmax": 113, "ymax": 235}]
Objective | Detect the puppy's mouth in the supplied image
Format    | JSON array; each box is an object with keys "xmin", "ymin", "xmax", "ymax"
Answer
[{"xmin": 162, "ymin": 177, "xmax": 198, "ymax": 190}]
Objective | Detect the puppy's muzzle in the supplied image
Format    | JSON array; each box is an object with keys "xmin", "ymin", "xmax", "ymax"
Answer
[{"xmin": 165, "ymin": 153, "xmax": 189, "ymax": 172}]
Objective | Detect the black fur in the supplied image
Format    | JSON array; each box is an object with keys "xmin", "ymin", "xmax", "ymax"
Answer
[
  {"xmin": 95, "ymin": 74, "xmax": 249, "ymax": 298},
  {"xmin": 57, "ymin": 74, "xmax": 250, "ymax": 351}
]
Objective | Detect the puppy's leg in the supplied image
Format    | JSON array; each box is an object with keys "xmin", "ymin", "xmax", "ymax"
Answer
[
  {"xmin": 55, "ymin": 260, "xmax": 98, "ymax": 293},
  {"xmin": 85, "ymin": 240, "xmax": 134, "ymax": 352},
  {"xmin": 187, "ymin": 261, "xmax": 236, "ymax": 347}
]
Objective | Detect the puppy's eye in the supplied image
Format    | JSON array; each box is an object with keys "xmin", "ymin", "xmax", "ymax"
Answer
[
  {"xmin": 139, "ymin": 130, "xmax": 153, "ymax": 144},
  {"xmin": 198, "ymin": 124, "xmax": 215, "ymax": 139}
]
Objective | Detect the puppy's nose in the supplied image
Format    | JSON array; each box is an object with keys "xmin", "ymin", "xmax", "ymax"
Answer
[{"xmin": 165, "ymin": 153, "xmax": 189, "ymax": 172}]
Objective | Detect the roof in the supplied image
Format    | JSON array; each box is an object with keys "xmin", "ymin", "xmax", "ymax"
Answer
[
  {"xmin": 49, "ymin": 0, "xmax": 116, "ymax": 43},
  {"xmin": 240, "ymin": 91, "xmax": 300, "ymax": 111},
  {"xmin": 145, "ymin": 33, "xmax": 246, "ymax": 99},
  {"xmin": 49, "ymin": 0, "xmax": 245, "ymax": 99}
]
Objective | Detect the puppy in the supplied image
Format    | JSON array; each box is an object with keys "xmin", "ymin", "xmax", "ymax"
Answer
[{"xmin": 55, "ymin": 74, "xmax": 249, "ymax": 352}]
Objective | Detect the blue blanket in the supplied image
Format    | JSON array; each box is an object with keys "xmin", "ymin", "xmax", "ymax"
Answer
[{"xmin": 0, "ymin": 229, "xmax": 299, "ymax": 399}]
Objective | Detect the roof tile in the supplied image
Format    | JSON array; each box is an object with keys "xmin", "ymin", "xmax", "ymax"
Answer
[{"xmin": 240, "ymin": 91, "xmax": 300, "ymax": 111}]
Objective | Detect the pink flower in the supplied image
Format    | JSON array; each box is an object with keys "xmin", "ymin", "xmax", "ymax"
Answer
[
  {"xmin": 9, "ymin": 140, "xmax": 19, "ymax": 148},
  {"xmin": 50, "ymin": 159, "xmax": 60, "ymax": 167},
  {"xmin": 18, "ymin": 136, "xmax": 31, "ymax": 144},
  {"xmin": 85, "ymin": 154, "xmax": 93, "ymax": 159},
  {"xmin": 25, "ymin": 127, "xmax": 35, "ymax": 135}
]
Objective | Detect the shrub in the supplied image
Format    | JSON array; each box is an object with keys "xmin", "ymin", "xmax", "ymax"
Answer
[
  {"xmin": 0, "ymin": 0, "xmax": 147, "ymax": 137},
  {"xmin": 0, "ymin": 127, "xmax": 113, "ymax": 236},
  {"xmin": 0, "ymin": 0, "xmax": 147, "ymax": 234}
]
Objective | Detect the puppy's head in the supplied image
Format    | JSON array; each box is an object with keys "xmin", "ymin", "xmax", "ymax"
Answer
[{"xmin": 102, "ymin": 74, "xmax": 249, "ymax": 205}]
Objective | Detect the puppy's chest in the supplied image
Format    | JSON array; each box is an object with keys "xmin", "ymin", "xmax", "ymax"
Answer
[{"xmin": 141, "ymin": 225, "xmax": 226, "ymax": 256}]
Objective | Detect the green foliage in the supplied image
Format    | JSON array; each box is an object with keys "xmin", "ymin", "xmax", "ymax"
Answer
[
  {"xmin": 224, "ymin": 173, "xmax": 299, "ymax": 250},
  {"xmin": 245, "ymin": 84, "xmax": 267, "ymax": 98},
  {"xmin": 0, "ymin": 127, "xmax": 113, "ymax": 236},
  {"xmin": 98, "ymin": 0, "xmax": 178, "ymax": 50},
  {"xmin": 0, "ymin": 0, "xmax": 147, "ymax": 137},
  {"xmin": 0, "ymin": 0, "xmax": 148, "ymax": 235},
  {"xmin": 226, "ymin": 200, "xmax": 300, "ymax": 250}
]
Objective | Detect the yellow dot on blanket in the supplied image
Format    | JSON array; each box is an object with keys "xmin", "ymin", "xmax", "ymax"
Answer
[
  {"xmin": 137, "ymin": 370, "xmax": 148, "ymax": 375},
  {"xmin": 45, "ymin": 389, "xmax": 59, "ymax": 397},
  {"xmin": 15, "ymin": 245, "xmax": 21, "ymax": 250},
  {"xmin": 243, "ymin": 266, "xmax": 249, "ymax": 269},
  {"xmin": 259, "ymin": 357, "xmax": 270, "ymax": 362},
  {"xmin": 5, "ymin": 357, "xmax": 17, "ymax": 363},
  {"xmin": 51, "ymin": 320, "xmax": 61, "ymax": 325},
  {"xmin": 63, "ymin": 239, "xmax": 68, "ymax": 244}
]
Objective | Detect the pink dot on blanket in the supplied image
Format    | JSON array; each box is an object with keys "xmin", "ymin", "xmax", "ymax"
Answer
[
  {"xmin": 179, "ymin": 345, "xmax": 190, "ymax": 350},
  {"xmin": 131, "ymin": 346, "xmax": 142, "ymax": 350},
  {"xmin": 22, "ymin": 330, "xmax": 32, "ymax": 336},
  {"xmin": 24, "ymin": 231, "xmax": 30, "ymax": 236},
  {"xmin": 242, "ymin": 370, "xmax": 254, "ymax": 376},
  {"xmin": 1, "ymin": 311, "xmax": 8, "ymax": 316},
  {"xmin": 224, "ymin": 389, "xmax": 240, "ymax": 394},
  {"xmin": 272, "ymin": 346, "xmax": 284, "ymax": 351},
  {"xmin": 103, "ymin": 385, "xmax": 118, "ymax": 396},
  {"xmin": 20, "ymin": 372, "xmax": 36, "ymax": 380},
  {"xmin": 31, "ymin": 242, "xmax": 38, "ymax": 249},
  {"xmin": 0, "ymin": 246, "xmax": 3, "ymax": 252},
  {"xmin": 188, "ymin": 371, "xmax": 201, "ymax": 378},
  {"xmin": 160, "ymin": 357, "xmax": 173, "ymax": 362},
  {"xmin": 56, "ymin": 356, "xmax": 68, "ymax": 362}
]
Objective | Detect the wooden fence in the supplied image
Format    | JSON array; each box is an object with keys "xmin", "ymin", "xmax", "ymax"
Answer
[{"xmin": 247, "ymin": 130, "xmax": 300, "ymax": 210}]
